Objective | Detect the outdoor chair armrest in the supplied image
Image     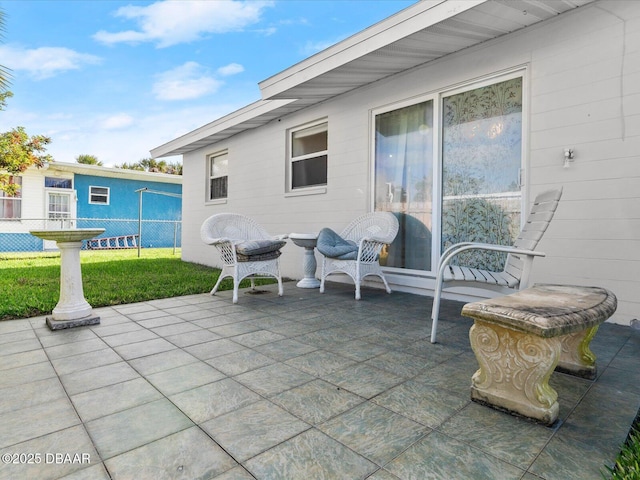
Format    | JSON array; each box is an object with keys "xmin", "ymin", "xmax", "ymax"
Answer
[
  {"xmin": 359, "ymin": 236, "xmax": 391, "ymax": 246},
  {"xmin": 202, "ymin": 236, "xmax": 232, "ymax": 246},
  {"xmin": 439, "ymin": 242, "xmax": 545, "ymax": 265}
]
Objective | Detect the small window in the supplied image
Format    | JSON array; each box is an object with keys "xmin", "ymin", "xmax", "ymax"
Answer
[
  {"xmin": 0, "ymin": 176, "xmax": 22, "ymax": 219},
  {"xmin": 89, "ymin": 186, "xmax": 109, "ymax": 205},
  {"xmin": 289, "ymin": 121, "xmax": 328, "ymax": 190},
  {"xmin": 45, "ymin": 177, "xmax": 72, "ymax": 189},
  {"xmin": 208, "ymin": 152, "xmax": 228, "ymax": 200}
]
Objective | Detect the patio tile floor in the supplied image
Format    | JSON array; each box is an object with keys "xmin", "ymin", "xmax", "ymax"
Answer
[{"xmin": 0, "ymin": 281, "xmax": 638, "ymax": 479}]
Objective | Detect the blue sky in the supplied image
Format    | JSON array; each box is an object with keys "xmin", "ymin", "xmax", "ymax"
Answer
[{"xmin": 0, "ymin": 0, "xmax": 415, "ymax": 166}]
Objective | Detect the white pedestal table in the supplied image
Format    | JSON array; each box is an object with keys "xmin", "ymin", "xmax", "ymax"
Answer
[{"xmin": 30, "ymin": 228, "xmax": 105, "ymax": 330}]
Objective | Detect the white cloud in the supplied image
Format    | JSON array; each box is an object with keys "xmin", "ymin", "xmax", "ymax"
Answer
[
  {"xmin": 94, "ymin": 0, "xmax": 275, "ymax": 48},
  {"xmin": 101, "ymin": 113, "xmax": 135, "ymax": 130},
  {"xmin": 0, "ymin": 45, "xmax": 101, "ymax": 80},
  {"xmin": 217, "ymin": 63, "xmax": 244, "ymax": 76},
  {"xmin": 152, "ymin": 62, "xmax": 222, "ymax": 101},
  {"xmin": 54, "ymin": 104, "xmax": 245, "ymax": 165},
  {"xmin": 300, "ymin": 38, "xmax": 343, "ymax": 56}
]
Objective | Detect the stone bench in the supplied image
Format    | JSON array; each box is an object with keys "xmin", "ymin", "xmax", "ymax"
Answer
[{"xmin": 461, "ymin": 284, "xmax": 617, "ymax": 426}]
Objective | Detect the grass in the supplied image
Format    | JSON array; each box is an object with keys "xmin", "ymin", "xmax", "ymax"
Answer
[
  {"xmin": 606, "ymin": 418, "xmax": 640, "ymax": 479},
  {"xmin": 0, "ymin": 248, "xmax": 273, "ymax": 321}
]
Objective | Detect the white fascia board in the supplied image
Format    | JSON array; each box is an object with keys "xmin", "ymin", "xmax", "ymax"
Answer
[
  {"xmin": 46, "ymin": 161, "xmax": 182, "ymax": 184},
  {"xmin": 150, "ymin": 98, "xmax": 297, "ymax": 158},
  {"xmin": 259, "ymin": 0, "xmax": 487, "ymax": 100}
]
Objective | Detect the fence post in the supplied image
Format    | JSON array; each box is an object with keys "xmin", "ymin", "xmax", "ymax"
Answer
[
  {"xmin": 136, "ymin": 188, "xmax": 146, "ymax": 258},
  {"xmin": 173, "ymin": 221, "xmax": 178, "ymax": 255}
]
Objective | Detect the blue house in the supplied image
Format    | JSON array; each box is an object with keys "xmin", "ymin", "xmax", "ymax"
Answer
[{"xmin": 0, "ymin": 161, "xmax": 182, "ymax": 252}]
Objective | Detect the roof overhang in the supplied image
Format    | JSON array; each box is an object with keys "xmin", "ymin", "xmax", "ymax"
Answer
[
  {"xmin": 151, "ymin": 98, "xmax": 299, "ymax": 158},
  {"xmin": 44, "ymin": 161, "xmax": 182, "ymax": 184},
  {"xmin": 151, "ymin": 0, "xmax": 596, "ymax": 158}
]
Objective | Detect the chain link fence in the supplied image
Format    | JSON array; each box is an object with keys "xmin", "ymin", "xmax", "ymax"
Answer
[{"xmin": 0, "ymin": 218, "xmax": 181, "ymax": 253}]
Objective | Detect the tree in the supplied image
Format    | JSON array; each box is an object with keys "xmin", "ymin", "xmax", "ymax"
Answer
[
  {"xmin": 76, "ymin": 154, "xmax": 103, "ymax": 166},
  {"xmin": 115, "ymin": 157, "xmax": 182, "ymax": 175},
  {"xmin": 0, "ymin": 9, "xmax": 10, "ymax": 92},
  {"xmin": 0, "ymin": 9, "xmax": 52, "ymax": 195},
  {"xmin": 0, "ymin": 93, "xmax": 53, "ymax": 195}
]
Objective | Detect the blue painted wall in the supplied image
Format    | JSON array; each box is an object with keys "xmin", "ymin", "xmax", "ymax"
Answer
[
  {"xmin": 74, "ymin": 174, "xmax": 182, "ymax": 220},
  {"xmin": 72, "ymin": 174, "xmax": 182, "ymax": 248},
  {"xmin": 1, "ymin": 172, "xmax": 182, "ymax": 252}
]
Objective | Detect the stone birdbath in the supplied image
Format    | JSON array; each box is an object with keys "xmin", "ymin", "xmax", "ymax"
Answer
[
  {"xmin": 30, "ymin": 228, "xmax": 105, "ymax": 330},
  {"xmin": 289, "ymin": 233, "xmax": 321, "ymax": 288}
]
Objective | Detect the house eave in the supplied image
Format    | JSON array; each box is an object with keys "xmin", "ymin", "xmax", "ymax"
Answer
[
  {"xmin": 258, "ymin": 0, "xmax": 486, "ymax": 100},
  {"xmin": 43, "ymin": 161, "xmax": 182, "ymax": 184},
  {"xmin": 150, "ymin": 99, "xmax": 298, "ymax": 159},
  {"xmin": 258, "ymin": 0, "xmax": 595, "ymax": 102},
  {"xmin": 150, "ymin": 0, "xmax": 596, "ymax": 159}
]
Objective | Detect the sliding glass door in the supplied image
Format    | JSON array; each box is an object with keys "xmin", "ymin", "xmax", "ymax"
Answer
[
  {"xmin": 374, "ymin": 100, "xmax": 434, "ymax": 271},
  {"xmin": 374, "ymin": 73, "xmax": 524, "ymax": 275},
  {"xmin": 441, "ymin": 77, "xmax": 523, "ymax": 270}
]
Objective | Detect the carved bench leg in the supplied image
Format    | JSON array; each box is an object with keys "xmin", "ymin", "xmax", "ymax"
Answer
[
  {"xmin": 556, "ymin": 325, "xmax": 599, "ymax": 380},
  {"xmin": 469, "ymin": 321, "xmax": 560, "ymax": 426}
]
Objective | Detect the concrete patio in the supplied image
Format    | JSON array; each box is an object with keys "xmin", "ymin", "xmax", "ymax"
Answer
[{"xmin": 0, "ymin": 282, "xmax": 638, "ymax": 480}]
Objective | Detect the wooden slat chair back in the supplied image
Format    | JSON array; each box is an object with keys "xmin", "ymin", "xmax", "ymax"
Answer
[{"xmin": 430, "ymin": 188, "xmax": 563, "ymax": 343}]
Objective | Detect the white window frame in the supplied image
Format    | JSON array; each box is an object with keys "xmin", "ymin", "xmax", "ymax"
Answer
[
  {"xmin": 0, "ymin": 176, "xmax": 23, "ymax": 220},
  {"xmin": 207, "ymin": 150, "xmax": 229, "ymax": 204},
  {"xmin": 287, "ymin": 119, "xmax": 328, "ymax": 193},
  {"xmin": 89, "ymin": 186, "xmax": 110, "ymax": 205}
]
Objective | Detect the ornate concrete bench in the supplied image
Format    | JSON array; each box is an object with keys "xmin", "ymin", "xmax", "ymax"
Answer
[{"xmin": 461, "ymin": 284, "xmax": 617, "ymax": 425}]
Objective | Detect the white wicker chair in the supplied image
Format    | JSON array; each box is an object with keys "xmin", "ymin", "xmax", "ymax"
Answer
[
  {"xmin": 430, "ymin": 188, "xmax": 563, "ymax": 343},
  {"xmin": 200, "ymin": 213, "xmax": 287, "ymax": 303},
  {"xmin": 319, "ymin": 212, "xmax": 399, "ymax": 300}
]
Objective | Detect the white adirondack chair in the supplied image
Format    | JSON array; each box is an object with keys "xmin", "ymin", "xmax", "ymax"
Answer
[
  {"xmin": 318, "ymin": 212, "xmax": 399, "ymax": 300},
  {"xmin": 200, "ymin": 213, "xmax": 287, "ymax": 303},
  {"xmin": 430, "ymin": 188, "xmax": 563, "ymax": 343}
]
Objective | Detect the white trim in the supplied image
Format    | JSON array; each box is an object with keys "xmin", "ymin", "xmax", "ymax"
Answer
[
  {"xmin": 88, "ymin": 185, "xmax": 110, "ymax": 205},
  {"xmin": 284, "ymin": 187, "xmax": 327, "ymax": 198},
  {"xmin": 44, "ymin": 161, "xmax": 182, "ymax": 184},
  {"xmin": 287, "ymin": 119, "xmax": 328, "ymax": 192},
  {"xmin": 206, "ymin": 150, "xmax": 229, "ymax": 202}
]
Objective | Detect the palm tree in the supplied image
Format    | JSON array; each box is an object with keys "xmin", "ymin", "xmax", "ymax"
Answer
[{"xmin": 1, "ymin": 8, "xmax": 11, "ymax": 92}]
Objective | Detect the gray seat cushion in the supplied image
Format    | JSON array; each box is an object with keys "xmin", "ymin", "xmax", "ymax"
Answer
[
  {"xmin": 236, "ymin": 239, "xmax": 286, "ymax": 256},
  {"xmin": 316, "ymin": 228, "xmax": 358, "ymax": 260},
  {"xmin": 236, "ymin": 250, "xmax": 282, "ymax": 263}
]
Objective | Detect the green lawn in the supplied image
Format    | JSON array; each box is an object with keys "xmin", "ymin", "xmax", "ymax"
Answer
[{"xmin": 0, "ymin": 248, "xmax": 270, "ymax": 321}]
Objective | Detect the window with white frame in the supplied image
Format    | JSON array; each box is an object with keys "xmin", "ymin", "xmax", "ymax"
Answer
[
  {"xmin": 0, "ymin": 176, "xmax": 22, "ymax": 219},
  {"xmin": 208, "ymin": 151, "xmax": 228, "ymax": 201},
  {"xmin": 89, "ymin": 186, "xmax": 110, "ymax": 204},
  {"xmin": 289, "ymin": 121, "xmax": 328, "ymax": 190}
]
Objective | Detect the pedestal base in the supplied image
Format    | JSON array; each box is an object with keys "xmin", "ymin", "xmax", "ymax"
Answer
[
  {"xmin": 46, "ymin": 315, "xmax": 100, "ymax": 330},
  {"xmin": 296, "ymin": 277, "xmax": 321, "ymax": 288}
]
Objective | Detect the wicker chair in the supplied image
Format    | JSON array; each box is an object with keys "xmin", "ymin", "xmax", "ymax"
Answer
[
  {"xmin": 200, "ymin": 213, "xmax": 287, "ymax": 303},
  {"xmin": 318, "ymin": 212, "xmax": 399, "ymax": 300},
  {"xmin": 430, "ymin": 188, "xmax": 563, "ymax": 343}
]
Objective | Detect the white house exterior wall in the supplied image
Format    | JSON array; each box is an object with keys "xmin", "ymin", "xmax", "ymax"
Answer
[{"xmin": 182, "ymin": 1, "xmax": 639, "ymax": 325}]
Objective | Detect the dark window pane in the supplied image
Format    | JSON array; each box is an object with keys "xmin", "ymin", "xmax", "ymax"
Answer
[
  {"xmin": 45, "ymin": 177, "xmax": 72, "ymax": 189},
  {"xmin": 292, "ymin": 155, "xmax": 327, "ymax": 189},
  {"xmin": 210, "ymin": 176, "xmax": 228, "ymax": 199}
]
